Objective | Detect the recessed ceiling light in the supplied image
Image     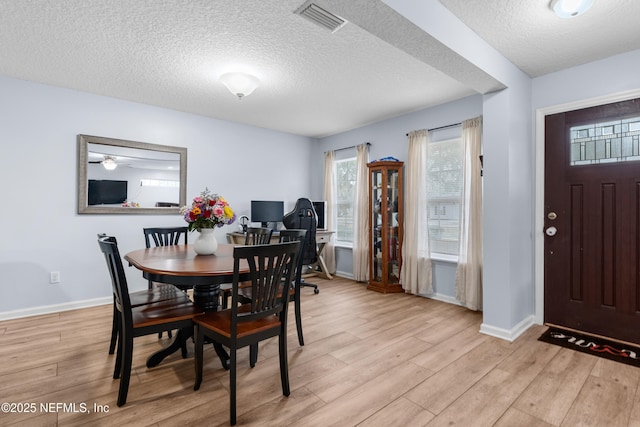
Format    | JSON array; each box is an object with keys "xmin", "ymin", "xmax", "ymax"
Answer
[{"xmin": 550, "ymin": 0, "xmax": 594, "ymax": 19}]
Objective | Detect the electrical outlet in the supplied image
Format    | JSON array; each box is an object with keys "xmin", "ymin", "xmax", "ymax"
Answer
[{"xmin": 50, "ymin": 271, "xmax": 61, "ymax": 284}]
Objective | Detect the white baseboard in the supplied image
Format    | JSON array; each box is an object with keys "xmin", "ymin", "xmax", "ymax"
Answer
[
  {"xmin": 420, "ymin": 292, "xmax": 463, "ymax": 306},
  {"xmin": 0, "ymin": 297, "xmax": 112, "ymax": 321},
  {"xmin": 334, "ymin": 271, "xmax": 355, "ymax": 280},
  {"xmin": 480, "ymin": 315, "xmax": 536, "ymax": 342}
]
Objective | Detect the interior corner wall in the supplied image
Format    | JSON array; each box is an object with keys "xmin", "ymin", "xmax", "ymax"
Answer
[
  {"xmin": 0, "ymin": 76, "xmax": 313, "ymax": 318},
  {"xmin": 481, "ymin": 78, "xmax": 535, "ymax": 339}
]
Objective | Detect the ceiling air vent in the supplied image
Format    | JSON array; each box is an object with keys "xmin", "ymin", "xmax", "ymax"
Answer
[{"xmin": 295, "ymin": 1, "xmax": 346, "ymax": 33}]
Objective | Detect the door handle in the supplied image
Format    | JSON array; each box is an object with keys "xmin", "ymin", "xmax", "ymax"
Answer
[{"xmin": 545, "ymin": 226, "xmax": 557, "ymax": 237}]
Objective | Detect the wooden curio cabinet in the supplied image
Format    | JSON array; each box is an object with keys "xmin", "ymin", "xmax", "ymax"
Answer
[{"xmin": 367, "ymin": 160, "xmax": 403, "ymax": 293}]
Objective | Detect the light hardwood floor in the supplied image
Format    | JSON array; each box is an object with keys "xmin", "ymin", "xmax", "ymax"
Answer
[{"xmin": 2, "ymin": 276, "xmax": 640, "ymax": 426}]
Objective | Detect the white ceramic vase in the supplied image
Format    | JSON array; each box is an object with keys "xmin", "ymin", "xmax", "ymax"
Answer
[{"xmin": 193, "ymin": 228, "xmax": 218, "ymax": 255}]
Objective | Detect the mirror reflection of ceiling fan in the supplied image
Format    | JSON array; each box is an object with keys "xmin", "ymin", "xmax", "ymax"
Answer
[{"xmin": 88, "ymin": 155, "xmax": 118, "ymax": 170}]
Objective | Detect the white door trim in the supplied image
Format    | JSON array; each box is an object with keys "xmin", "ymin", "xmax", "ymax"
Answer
[{"xmin": 535, "ymin": 89, "xmax": 640, "ymax": 325}]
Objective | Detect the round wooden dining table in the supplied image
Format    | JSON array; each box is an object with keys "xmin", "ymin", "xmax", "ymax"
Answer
[
  {"xmin": 124, "ymin": 243, "xmax": 247, "ymax": 368},
  {"xmin": 125, "ymin": 243, "xmax": 249, "ymax": 310}
]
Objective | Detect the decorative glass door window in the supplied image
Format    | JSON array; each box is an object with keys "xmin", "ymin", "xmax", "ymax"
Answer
[{"xmin": 570, "ymin": 117, "xmax": 640, "ymax": 165}]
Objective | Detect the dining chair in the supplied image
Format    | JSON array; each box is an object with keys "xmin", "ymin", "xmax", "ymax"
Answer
[
  {"xmin": 275, "ymin": 229, "xmax": 307, "ymax": 346},
  {"xmin": 98, "ymin": 235, "xmax": 203, "ymax": 407},
  {"xmin": 193, "ymin": 241, "xmax": 300, "ymax": 426},
  {"xmin": 241, "ymin": 229, "xmax": 307, "ymax": 367},
  {"xmin": 242, "ymin": 226, "xmax": 273, "ymax": 245},
  {"xmin": 99, "ymin": 233, "xmax": 187, "ymax": 355},
  {"xmin": 143, "ymin": 226, "xmax": 189, "ymax": 340},
  {"xmin": 219, "ymin": 227, "xmax": 273, "ymax": 309},
  {"xmin": 143, "ymin": 227, "xmax": 188, "ymax": 289}
]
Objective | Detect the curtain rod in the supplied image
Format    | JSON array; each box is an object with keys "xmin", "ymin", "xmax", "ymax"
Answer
[
  {"xmin": 406, "ymin": 122, "xmax": 462, "ymax": 136},
  {"xmin": 326, "ymin": 142, "xmax": 371, "ymax": 154}
]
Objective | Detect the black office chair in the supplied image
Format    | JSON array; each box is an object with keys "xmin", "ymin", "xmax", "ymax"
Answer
[{"xmin": 282, "ymin": 198, "xmax": 320, "ymax": 294}]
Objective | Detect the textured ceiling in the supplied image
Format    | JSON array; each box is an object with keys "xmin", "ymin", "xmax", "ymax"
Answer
[
  {"xmin": 0, "ymin": 1, "xmax": 637, "ymax": 138},
  {"xmin": 439, "ymin": 0, "xmax": 640, "ymax": 77}
]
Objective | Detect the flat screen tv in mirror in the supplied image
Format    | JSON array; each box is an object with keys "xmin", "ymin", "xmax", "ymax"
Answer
[
  {"xmin": 88, "ymin": 180, "xmax": 128, "ymax": 205},
  {"xmin": 251, "ymin": 200, "xmax": 284, "ymax": 230},
  {"xmin": 77, "ymin": 134, "xmax": 187, "ymax": 214}
]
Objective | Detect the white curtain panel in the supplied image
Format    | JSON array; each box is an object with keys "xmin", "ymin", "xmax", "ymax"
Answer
[
  {"xmin": 352, "ymin": 143, "xmax": 370, "ymax": 282},
  {"xmin": 455, "ymin": 117, "xmax": 483, "ymax": 311},
  {"xmin": 323, "ymin": 151, "xmax": 337, "ymax": 274},
  {"xmin": 401, "ymin": 130, "xmax": 433, "ymax": 294}
]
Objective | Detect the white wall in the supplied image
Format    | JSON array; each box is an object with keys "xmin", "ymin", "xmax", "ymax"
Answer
[
  {"xmin": 0, "ymin": 76, "xmax": 312, "ymax": 318},
  {"xmin": 533, "ymin": 50, "xmax": 640, "ymax": 111}
]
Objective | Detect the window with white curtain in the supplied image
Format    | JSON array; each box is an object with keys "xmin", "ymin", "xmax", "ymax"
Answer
[
  {"xmin": 427, "ymin": 137, "xmax": 463, "ymax": 257},
  {"xmin": 335, "ymin": 156, "xmax": 357, "ymax": 244}
]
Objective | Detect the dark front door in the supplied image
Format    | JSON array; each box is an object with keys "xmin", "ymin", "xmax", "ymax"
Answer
[{"xmin": 544, "ymin": 98, "xmax": 640, "ymax": 344}]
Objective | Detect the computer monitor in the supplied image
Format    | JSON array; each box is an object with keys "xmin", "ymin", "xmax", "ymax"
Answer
[
  {"xmin": 250, "ymin": 200, "xmax": 284, "ymax": 229},
  {"xmin": 312, "ymin": 201, "xmax": 326, "ymax": 229}
]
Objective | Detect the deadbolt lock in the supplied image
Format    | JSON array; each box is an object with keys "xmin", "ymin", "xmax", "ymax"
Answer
[{"xmin": 547, "ymin": 212, "xmax": 557, "ymax": 220}]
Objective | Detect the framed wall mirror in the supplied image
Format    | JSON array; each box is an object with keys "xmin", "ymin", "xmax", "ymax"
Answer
[{"xmin": 77, "ymin": 134, "xmax": 187, "ymax": 214}]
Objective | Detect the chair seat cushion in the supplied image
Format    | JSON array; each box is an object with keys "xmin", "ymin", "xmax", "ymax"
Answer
[
  {"xmin": 132, "ymin": 300, "xmax": 203, "ymax": 328},
  {"xmin": 194, "ymin": 305, "xmax": 281, "ymax": 339}
]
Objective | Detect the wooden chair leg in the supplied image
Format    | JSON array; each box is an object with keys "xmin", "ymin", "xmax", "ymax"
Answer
[
  {"xmin": 294, "ymin": 293, "xmax": 304, "ymax": 346},
  {"xmin": 221, "ymin": 290, "xmax": 230, "ymax": 309},
  {"xmin": 117, "ymin": 334, "xmax": 134, "ymax": 407},
  {"xmin": 230, "ymin": 347, "xmax": 237, "ymax": 425},
  {"xmin": 194, "ymin": 325, "xmax": 203, "ymax": 391},
  {"xmin": 158, "ymin": 329, "xmax": 173, "ymax": 339},
  {"xmin": 213, "ymin": 342, "xmax": 230, "ymax": 370},
  {"xmin": 249, "ymin": 344, "xmax": 258, "ymax": 368},
  {"xmin": 180, "ymin": 328, "xmax": 189, "ymax": 358},
  {"xmin": 279, "ymin": 328, "xmax": 290, "ymax": 396}
]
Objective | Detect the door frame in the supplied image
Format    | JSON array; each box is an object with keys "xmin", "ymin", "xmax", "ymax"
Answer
[{"xmin": 534, "ymin": 89, "xmax": 640, "ymax": 325}]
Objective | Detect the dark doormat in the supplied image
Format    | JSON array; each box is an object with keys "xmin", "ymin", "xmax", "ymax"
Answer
[{"xmin": 538, "ymin": 326, "xmax": 640, "ymax": 368}]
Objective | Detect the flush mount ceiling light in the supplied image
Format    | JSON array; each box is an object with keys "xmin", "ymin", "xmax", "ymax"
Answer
[
  {"xmin": 102, "ymin": 156, "xmax": 117, "ymax": 170},
  {"xmin": 550, "ymin": 0, "xmax": 594, "ymax": 18},
  {"xmin": 219, "ymin": 72, "xmax": 260, "ymax": 100}
]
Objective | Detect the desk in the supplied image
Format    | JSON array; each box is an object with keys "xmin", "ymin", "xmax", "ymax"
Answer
[
  {"xmin": 226, "ymin": 230, "xmax": 335, "ymax": 279},
  {"xmin": 124, "ymin": 243, "xmax": 247, "ymax": 368}
]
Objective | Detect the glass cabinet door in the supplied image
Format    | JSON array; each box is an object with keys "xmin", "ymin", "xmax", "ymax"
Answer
[
  {"xmin": 386, "ymin": 168, "xmax": 400, "ymax": 284},
  {"xmin": 371, "ymin": 168, "xmax": 383, "ymax": 282}
]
